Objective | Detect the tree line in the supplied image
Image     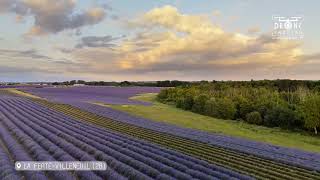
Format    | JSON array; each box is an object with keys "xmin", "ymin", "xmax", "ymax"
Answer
[
  {"xmin": 157, "ymin": 80, "xmax": 320, "ymax": 135},
  {"xmin": 51, "ymin": 80, "xmax": 192, "ymax": 87},
  {"xmin": 50, "ymin": 79, "xmax": 320, "ymax": 89}
]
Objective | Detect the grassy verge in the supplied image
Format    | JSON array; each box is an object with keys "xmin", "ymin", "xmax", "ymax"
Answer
[{"xmin": 109, "ymin": 93, "xmax": 320, "ymax": 153}]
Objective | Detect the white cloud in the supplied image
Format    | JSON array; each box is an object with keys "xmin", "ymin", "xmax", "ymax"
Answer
[
  {"xmin": 0, "ymin": 0, "xmax": 107, "ymax": 35},
  {"xmin": 114, "ymin": 6, "xmax": 303, "ymax": 72}
]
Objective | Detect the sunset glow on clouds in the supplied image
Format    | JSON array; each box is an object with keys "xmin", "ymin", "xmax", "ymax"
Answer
[{"xmin": 0, "ymin": 0, "xmax": 319, "ymax": 81}]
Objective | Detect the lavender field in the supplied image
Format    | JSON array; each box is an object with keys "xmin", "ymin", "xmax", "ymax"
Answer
[
  {"xmin": 1, "ymin": 92, "xmax": 251, "ymax": 180},
  {"xmin": 24, "ymin": 86, "xmax": 162, "ymax": 105},
  {"xmin": 0, "ymin": 86, "xmax": 319, "ymax": 180}
]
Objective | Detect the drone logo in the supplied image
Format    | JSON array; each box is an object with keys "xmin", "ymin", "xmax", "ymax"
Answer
[{"xmin": 272, "ymin": 16, "xmax": 303, "ymax": 40}]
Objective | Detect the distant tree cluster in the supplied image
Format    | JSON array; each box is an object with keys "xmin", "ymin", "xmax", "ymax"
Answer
[
  {"xmin": 157, "ymin": 80, "xmax": 320, "ymax": 135},
  {"xmin": 50, "ymin": 80, "xmax": 192, "ymax": 87},
  {"xmin": 52, "ymin": 80, "xmax": 88, "ymax": 86}
]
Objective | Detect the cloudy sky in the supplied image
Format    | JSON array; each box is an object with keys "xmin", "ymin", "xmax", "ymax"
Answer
[{"xmin": 0, "ymin": 0, "xmax": 319, "ymax": 82}]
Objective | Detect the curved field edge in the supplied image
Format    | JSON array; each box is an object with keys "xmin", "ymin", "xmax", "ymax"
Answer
[
  {"xmin": 109, "ymin": 93, "xmax": 320, "ymax": 153},
  {"xmin": 5, "ymin": 89, "xmax": 320, "ymax": 179}
]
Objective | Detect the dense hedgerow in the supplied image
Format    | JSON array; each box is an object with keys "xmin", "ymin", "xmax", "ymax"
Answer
[{"xmin": 157, "ymin": 82, "xmax": 320, "ymax": 134}]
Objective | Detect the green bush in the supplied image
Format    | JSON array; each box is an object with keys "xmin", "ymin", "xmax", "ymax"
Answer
[
  {"xmin": 245, "ymin": 111, "xmax": 263, "ymax": 125},
  {"xmin": 166, "ymin": 88, "xmax": 181, "ymax": 102},
  {"xmin": 252, "ymin": 91, "xmax": 283, "ymax": 118},
  {"xmin": 204, "ymin": 98, "xmax": 215, "ymax": 117},
  {"xmin": 264, "ymin": 106, "xmax": 301, "ymax": 129},
  {"xmin": 235, "ymin": 97, "xmax": 254, "ymax": 119},
  {"xmin": 312, "ymin": 85, "xmax": 320, "ymax": 93},
  {"xmin": 176, "ymin": 97, "xmax": 184, "ymax": 108},
  {"xmin": 176, "ymin": 95, "xmax": 194, "ymax": 110},
  {"xmin": 157, "ymin": 89, "xmax": 169, "ymax": 102},
  {"xmin": 204, "ymin": 97, "xmax": 236, "ymax": 119},
  {"xmin": 192, "ymin": 94, "xmax": 210, "ymax": 114},
  {"xmin": 183, "ymin": 95, "xmax": 194, "ymax": 110},
  {"xmin": 299, "ymin": 95, "xmax": 320, "ymax": 134}
]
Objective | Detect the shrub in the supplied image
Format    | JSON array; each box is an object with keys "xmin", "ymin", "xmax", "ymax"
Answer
[
  {"xmin": 158, "ymin": 88, "xmax": 183, "ymax": 103},
  {"xmin": 176, "ymin": 95, "xmax": 194, "ymax": 110},
  {"xmin": 299, "ymin": 95, "xmax": 320, "ymax": 134},
  {"xmin": 182, "ymin": 95, "xmax": 194, "ymax": 110},
  {"xmin": 192, "ymin": 94, "xmax": 210, "ymax": 114},
  {"xmin": 204, "ymin": 98, "xmax": 236, "ymax": 119},
  {"xmin": 313, "ymin": 86, "xmax": 320, "ymax": 92},
  {"xmin": 157, "ymin": 89, "xmax": 169, "ymax": 102},
  {"xmin": 235, "ymin": 97, "xmax": 254, "ymax": 119},
  {"xmin": 264, "ymin": 107, "xmax": 280, "ymax": 127},
  {"xmin": 204, "ymin": 98, "xmax": 215, "ymax": 117},
  {"xmin": 264, "ymin": 106, "xmax": 301, "ymax": 129},
  {"xmin": 253, "ymin": 92, "xmax": 283, "ymax": 118},
  {"xmin": 246, "ymin": 111, "xmax": 263, "ymax": 125},
  {"xmin": 176, "ymin": 97, "xmax": 184, "ymax": 108},
  {"xmin": 166, "ymin": 88, "xmax": 180, "ymax": 102}
]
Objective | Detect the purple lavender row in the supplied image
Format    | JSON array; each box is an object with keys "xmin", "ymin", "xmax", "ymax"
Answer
[
  {"xmin": 0, "ymin": 120, "xmax": 48, "ymax": 180},
  {"xmin": 0, "ymin": 126, "xmax": 23, "ymax": 180},
  {"xmin": 13, "ymin": 100, "xmax": 212, "ymax": 180},
  {"xmin": 71, "ymin": 101, "xmax": 320, "ymax": 172},
  {"xmin": 0, "ymin": 100, "xmax": 106, "ymax": 180},
  {"xmin": 0, "ymin": 98, "xmax": 147, "ymax": 180},
  {"xmin": 15, "ymin": 97, "xmax": 251, "ymax": 179}
]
